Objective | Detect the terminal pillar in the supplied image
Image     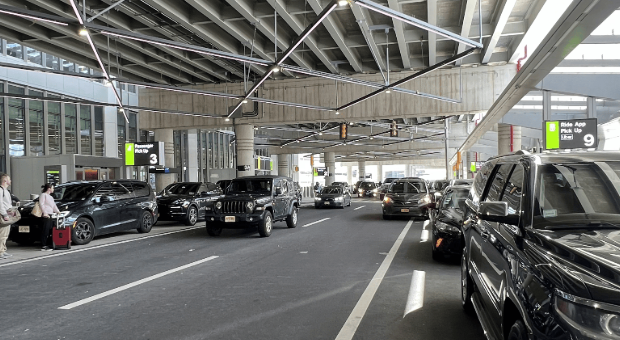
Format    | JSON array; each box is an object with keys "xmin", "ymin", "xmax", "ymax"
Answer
[
  {"xmin": 324, "ymin": 152, "xmax": 336, "ymax": 186},
  {"xmin": 358, "ymin": 161, "xmax": 366, "ymax": 180},
  {"xmin": 154, "ymin": 129, "xmax": 175, "ymax": 192},
  {"xmin": 278, "ymin": 154, "xmax": 290, "ymax": 177},
  {"xmin": 235, "ymin": 124, "xmax": 255, "ymax": 177},
  {"xmin": 347, "ymin": 165, "xmax": 353, "ymax": 185},
  {"xmin": 377, "ymin": 165, "xmax": 383, "ymax": 182},
  {"xmin": 498, "ymin": 124, "xmax": 522, "ymax": 156}
]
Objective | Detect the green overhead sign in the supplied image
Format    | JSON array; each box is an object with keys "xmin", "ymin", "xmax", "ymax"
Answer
[
  {"xmin": 545, "ymin": 118, "xmax": 597, "ymax": 150},
  {"xmin": 125, "ymin": 142, "xmax": 164, "ymax": 166}
]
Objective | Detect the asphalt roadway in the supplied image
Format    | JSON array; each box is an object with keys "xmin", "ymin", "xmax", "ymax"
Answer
[{"xmin": 1, "ymin": 199, "xmax": 484, "ymax": 340}]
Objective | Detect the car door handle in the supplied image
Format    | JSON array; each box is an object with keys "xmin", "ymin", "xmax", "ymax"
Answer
[{"xmin": 480, "ymin": 229, "xmax": 489, "ymax": 240}]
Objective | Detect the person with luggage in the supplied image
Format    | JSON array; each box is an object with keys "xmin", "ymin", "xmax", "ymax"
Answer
[
  {"xmin": 0, "ymin": 173, "xmax": 14, "ymax": 259},
  {"xmin": 39, "ymin": 183, "xmax": 60, "ymax": 251}
]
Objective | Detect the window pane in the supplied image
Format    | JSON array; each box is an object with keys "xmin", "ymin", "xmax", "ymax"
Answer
[
  {"xmin": 128, "ymin": 85, "xmax": 136, "ymax": 93},
  {"xmin": 26, "ymin": 47, "xmax": 42, "ymax": 65},
  {"xmin": 208, "ymin": 132, "xmax": 214, "ymax": 169},
  {"xmin": 48, "ymin": 95, "xmax": 61, "ymax": 155},
  {"xmin": 65, "ymin": 103, "xmax": 77, "ymax": 154},
  {"xmin": 219, "ymin": 133, "xmax": 224, "ymax": 169},
  {"xmin": 8, "ymin": 86, "xmax": 25, "ymax": 157},
  {"xmin": 0, "ymin": 85, "xmax": 5, "ymax": 171},
  {"xmin": 6, "ymin": 41, "xmax": 22, "ymax": 59},
  {"xmin": 29, "ymin": 90, "xmax": 44, "ymax": 156},
  {"xmin": 229, "ymin": 140, "xmax": 234, "ymax": 168},
  {"xmin": 485, "ymin": 164, "xmax": 512, "ymax": 202},
  {"xmin": 117, "ymin": 112, "xmax": 125, "ymax": 158},
  {"xmin": 501, "ymin": 165, "xmax": 524, "ymax": 215},
  {"xmin": 128, "ymin": 112, "xmax": 137, "ymax": 142},
  {"xmin": 45, "ymin": 54, "xmax": 59, "ymax": 70},
  {"xmin": 62, "ymin": 59, "xmax": 74, "ymax": 73},
  {"xmin": 94, "ymin": 106, "xmax": 104, "ymax": 156},
  {"xmin": 76, "ymin": 64, "xmax": 89, "ymax": 75},
  {"xmin": 223, "ymin": 135, "xmax": 229, "ymax": 169},
  {"xmin": 80, "ymin": 105, "xmax": 91, "ymax": 155}
]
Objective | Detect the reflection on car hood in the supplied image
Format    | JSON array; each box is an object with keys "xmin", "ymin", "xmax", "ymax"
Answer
[
  {"xmin": 389, "ymin": 193, "xmax": 424, "ymax": 202},
  {"xmin": 531, "ymin": 228, "xmax": 620, "ymax": 304},
  {"xmin": 157, "ymin": 194, "xmax": 194, "ymax": 204},
  {"xmin": 318, "ymin": 194, "xmax": 341, "ymax": 198},
  {"xmin": 437, "ymin": 208, "xmax": 463, "ymax": 226}
]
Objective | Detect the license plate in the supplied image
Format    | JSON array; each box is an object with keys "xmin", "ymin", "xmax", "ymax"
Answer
[
  {"xmin": 225, "ymin": 216, "xmax": 235, "ymax": 223},
  {"xmin": 401, "ymin": 209, "xmax": 410, "ymax": 213},
  {"xmin": 18, "ymin": 225, "xmax": 30, "ymax": 233},
  {"xmin": 324, "ymin": 202, "xmax": 330, "ymax": 205}
]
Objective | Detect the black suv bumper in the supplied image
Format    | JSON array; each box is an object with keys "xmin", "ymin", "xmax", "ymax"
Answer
[{"xmin": 205, "ymin": 211, "xmax": 266, "ymax": 227}]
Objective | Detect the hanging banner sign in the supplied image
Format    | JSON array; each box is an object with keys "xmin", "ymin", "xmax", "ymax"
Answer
[
  {"xmin": 125, "ymin": 142, "xmax": 164, "ymax": 166},
  {"xmin": 545, "ymin": 118, "xmax": 597, "ymax": 150}
]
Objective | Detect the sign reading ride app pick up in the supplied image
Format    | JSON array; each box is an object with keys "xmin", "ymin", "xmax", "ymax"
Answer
[
  {"xmin": 545, "ymin": 118, "xmax": 597, "ymax": 150},
  {"xmin": 125, "ymin": 142, "xmax": 165, "ymax": 166}
]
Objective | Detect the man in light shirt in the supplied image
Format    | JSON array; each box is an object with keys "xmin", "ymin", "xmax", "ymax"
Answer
[{"xmin": 0, "ymin": 173, "xmax": 14, "ymax": 259}]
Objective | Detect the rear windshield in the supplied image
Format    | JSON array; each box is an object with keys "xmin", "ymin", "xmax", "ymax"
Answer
[
  {"xmin": 165, "ymin": 183, "xmax": 201, "ymax": 195},
  {"xmin": 228, "ymin": 179, "xmax": 272, "ymax": 194},
  {"xmin": 360, "ymin": 182, "xmax": 375, "ymax": 189},
  {"xmin": 390, "ymin": 181, "xmax": 426, "ymax": 194},
  {"xmin": 52, "ymin": 184, "xmax": 98, "ymax": 201},
  {"xmin": 322, "ymin": 187, "xmax": 342, "ymax": 195}
]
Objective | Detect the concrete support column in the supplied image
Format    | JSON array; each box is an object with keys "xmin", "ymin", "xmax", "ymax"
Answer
[
  {"xmin": 347, "ymin": 165, "xmax": 353, "ymax": 185},
  {"xmin": 358, "ymin": 161, "xmax": 366, "ymax": 180},
  {"xmin": 187, "ymin": 130, "xmax": 199, "ymax": 182},
  {"xmin": 377, "ymin": 165, "xmax": 383, "ymax": 182},
  {"xmin": 278, "ymin": 154, "xmax": 290, "ymax": 177},
  {"xmin": 498, "ymin": 124, "xmax": 522, "ymax": 156},
  {"xmin": 154, "ymin": 129, "xmax": 175, "ymax": 192},
  {"xmin": 235, "ymin": 124, "xmax": 255, "ymax": 177},
  {"xmin": 324, "ymin": 152, "xmax": 336, "ymax": 186},
  {"xmin": 405, "ymin": 164, "xmax": 412, "ymax": 177}
]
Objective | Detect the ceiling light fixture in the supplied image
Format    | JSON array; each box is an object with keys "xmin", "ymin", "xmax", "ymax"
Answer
[
  {"xmin": 338, "ymin": 0, "xmax": 348, "ymax": 6},
  {"xmin": 225, "ymin": 118, "xmax": 230, "ymax": 122},
  {"xmin": 0, "ymin": 9, "xmax": 69, "ymax": 26},
  {"xmin": 78, "ymin": 27, "xmax": 89, "ymax": 36},
  {"xmin": 243, "ymin": 100, "xmax": 248, "ymax": 104},
  {"xmin": 335, "ymin": 111, "xmax": 340, "ymax": 115}
]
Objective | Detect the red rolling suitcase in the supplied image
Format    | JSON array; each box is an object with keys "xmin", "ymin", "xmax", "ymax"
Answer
[{"xmin": 51, "ymin": 214, "xmax": 71, "ymax": 250}]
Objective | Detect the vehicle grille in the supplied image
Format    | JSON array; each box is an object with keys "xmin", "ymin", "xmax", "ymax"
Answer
[{"xmin": 222, "ymin": 201, "xmax": 246, "ymax": 214}]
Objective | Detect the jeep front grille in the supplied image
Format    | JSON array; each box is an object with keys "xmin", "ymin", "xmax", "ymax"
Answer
[{"xmin": 223, "ymin": 201, "xmax": 245, "ymax": 214}]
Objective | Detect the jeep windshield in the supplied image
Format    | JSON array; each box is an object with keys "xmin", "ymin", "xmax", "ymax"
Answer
[
  {"xmin": 534, "ymin": 162, "xmax": 620, "ymax": 229},
  {"xmin": 165, "ymin": 183, "xmax": 201, "ymax": 195},
  {"xmin": 390, "ymin": 181, "xmax": 426, "ymax": 194},
  {"xmin": 322, "ymin": 187, "xmax": 342, "ymax": 195},
  {"xmin": 227, "ymin": 179, "xmax": 272, "ymax": 194},
  {"xmin": 51, "ymin": 183, "xmax": 98, "ymax": 201}
]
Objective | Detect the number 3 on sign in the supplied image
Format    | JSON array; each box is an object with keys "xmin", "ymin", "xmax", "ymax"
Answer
[
  {"xmin": 150, "ymin": 154, "xmax": 158, "ymax": 164},
  {"xmin": 584, "ymin": 134, "xmax": 595, "ymax": 147}
]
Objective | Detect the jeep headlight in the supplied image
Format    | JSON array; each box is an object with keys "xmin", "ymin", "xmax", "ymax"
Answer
[
  {"xmin": 555, "ymin": 290, "xmax": 620, "ymax": 338},
  {"xmin": 246, "ymin": 201, "xmax": 255, "ymax": 212},
  {"xmin": 215, "ymin": 201, "xmax": 222, "ymax": 210},
  {"xmin": 435, "ymin": 221, "xmax": 460, "ymax": 233}
]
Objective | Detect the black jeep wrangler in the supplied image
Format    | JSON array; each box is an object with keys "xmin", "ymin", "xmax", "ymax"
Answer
[{"xmin": 204, "ymin": 175, "xmax": 299, "ymax": 237}]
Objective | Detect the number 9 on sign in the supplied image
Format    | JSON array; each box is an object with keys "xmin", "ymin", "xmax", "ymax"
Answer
[
  {"xmin": 150, "ymin": 154, "xmax": 158, "ymax": 164},
  {"xmin": 584, "ymin": 134, "xmax": 595, "ymax": 147}
]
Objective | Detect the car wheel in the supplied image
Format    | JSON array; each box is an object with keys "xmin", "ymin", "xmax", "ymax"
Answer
[
  {"xmin": 185, "ymin": 206, "xmax": 198, "ymax": 226},
  {"xmin": 507, "ymin": 320, "xmax": 527, "ymax": 340},
  {"xmin": 72, "ymin": 218, "xmax": 95, "ymax": 245},
  {"xmin": 286, "ymin": 207, "xmax": 298, "ymax": 228},
  {"xmin": 461, "ymin": 249, "xmax": 475, "ymax": 314},
  {"xmin": 258, "ymin": 211, "xmax": 273, "ymax": 237},
  {"xmin": 138, "ymin": 211, "xmax": 154, "ymax": 233},
  {"xmin": 206, "ymin": 225, "xmax": 223, "ymax": 236}
]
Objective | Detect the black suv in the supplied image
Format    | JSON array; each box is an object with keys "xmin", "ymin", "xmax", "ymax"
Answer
[
  {"xmin": 157, "ymin": 182, "xmax": 223, "ymax": 226},
  {"xmin": 204, "ymin": 175, "xmax": 299, "ymax": 237},
  {"xmin": 462, "ymin": 151, "xmax": 620, "ymax": 340},
  {"xmin": 10, "ymin": 180, "xmax": 157, "ymax": 246}
]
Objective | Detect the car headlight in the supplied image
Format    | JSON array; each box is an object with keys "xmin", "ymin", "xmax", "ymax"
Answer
[
  {"xmin": 182, "ymin": 201, "xmax": 190, "ymax": 208},
  {"xmin": 314, "ymin": 197, "xmax": 321, "ymax": 201},
  {"xmin": 215, "ymin": 201, "xmax": 222, "ymax": 210},
  {"xmin": 435, "ymin": 221, "xmax": 460, "ymax": 233},
  {"xmin": 418, "ymin": 195, "xmax": 432, "ymax": 205},
  {"xmin": 335, "ymin": 197, "xmax": 343, "ymax": 201},
  {"xmin": 372, "ymin": 189, "xmax": 378, "ymax": 193},
  {"xmin": 246, "ymin": 201, "xmax": 255, "ymax": 212},
  {"xmin": 383, "ymin": 197, "xmax": 392, "ymax": 204},
  {"xmin": 555, "ymin": 290, "xmax": 620, "ymax": 338}
]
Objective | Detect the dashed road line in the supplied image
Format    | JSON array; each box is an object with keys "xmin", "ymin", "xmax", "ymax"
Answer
[
  {"xmin": 420, "ymin": 230, "xmax": 430, "ymax": 242},
  {"xmin": 59, "ymin": 256, "xmax": 218, "ymax": 310},
  {"xmin": 335, "ymin": 219, "xmax": 413, "ymax": 340},
  {"xmin": 353, "ymin": 206, "xmax": 365, "ymax": 211},
  {"xmin": 302, "ymin": 218, "xmax": 330, "ymax": 228},
  {"xmin": 404, "ymin": 270, "xmax": 426, "ymax": 317}
]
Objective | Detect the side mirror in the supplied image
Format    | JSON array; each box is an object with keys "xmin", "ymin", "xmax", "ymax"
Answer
[
  {"xmin": 478, "ymin": 201, "xmax": 519, "ymax": 225},
  {"xmin": 275, "ymin": 187, "xmax": 283, "ymax": 196}
]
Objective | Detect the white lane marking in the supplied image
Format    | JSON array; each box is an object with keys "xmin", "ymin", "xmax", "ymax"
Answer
[
  {"xmin": 404, "ymin": 270, "xmax": 426, "ymax": 317},
  {"xmin": 59, "ymin": 256, "xmax": 218, "ymax": 310},
  {"xmin": 353, "ymin": 206, "xmax": 365, "ymax": 211},
  {"xmin": 0, "ymin": 226, "xmax": 203, "ymax": 269},
  {"xmin": 335, "ymin": 219, "xmax": 413, "ymax": 340},
  {"xmin": 302, "ymin": 218, "xmax": 330, "ymax": 228},
  {"xmin": 422, "ymin": 220, "xmax": 430, "ymax": 230},
  {"xmin": 420, "ymin": 230, "xmax": 430, "ymax": 242},
  {"xmin": 300, "ymin": 251, "xmax": 308, "ymax": 254}
]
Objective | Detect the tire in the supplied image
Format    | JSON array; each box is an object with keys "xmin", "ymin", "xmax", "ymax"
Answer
[
  {"xmin": 72, "ymin": 218, "xmax": 95, "ymax": 245},
  {"xmin": 185, "ymin": 206, "xmax": 198, "ymax": 226},
  {"xmin": 461, "ymin": 250, "xmax": 475, "ymax": 314},
  {"xmin": 507, "ymin": 320, "xmax": 528, "ymax": 340},
  {"xmin": 206, "ymin": 225, "xmax": 223, "ymax": 236},
  {"xmin": 138, "ymin": 211, "xmax": 154, "ymax": 233},
  {"xmin": 258, "ymin": 211, "xmax": 273, "ymax": 237},
  {"xmin": 286, "ymin": 207, "xmax": 298, "ymax": 228}
]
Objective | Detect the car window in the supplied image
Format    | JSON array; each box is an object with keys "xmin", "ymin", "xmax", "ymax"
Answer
[
  {"xmin": 485, "ymin": 164, "xmax": 513, "ymax": 202},
  {"xmin": 132, "ymin": 182, "xmax": 150, "ymax": 198},
  {"xmin": 472, "ymin": 161, "xmax": 495, "ymax": 203},
  {"xmin": 361, "ymin": 182, "xmax": 375, "ymax": 189},
  {"xmin": 390, "ymin": 181, "xmax": 426, "ymax": 193},
  {"xmin": 113, "ymin": 182, "xmax": 133, "ymax": 200},
  {"xmin": 442, "ymin": 189, "xmax": 469, "ymax": 210},
  {"xmin": 165, "ymin": 183, "xmax": 201, "ymax": 195},
  {"xmin": 52, "ymin": 184, "xmax": 98, "ymax": 201},
  {"xmin": 500, "ymin": 165, "xmax": 524, "ymax": 215},
  {"xmin": 228, "ymin": 179, "xmax": 272, "ymax": 194},
  {"xmin": 323, "ymin": 187, "xmax": 342, "ymax": 194}
]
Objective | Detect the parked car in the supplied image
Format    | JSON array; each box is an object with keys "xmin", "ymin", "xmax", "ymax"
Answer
[
  {"xmin": 314, "ymin": 186, "xmax": 351, "ymax": 208},
  {"xmin": 430, "ymin": 185, "xmax": 470, "ymax": 260},
  {"xmin": 430, "ymin": 180, "xmax": 450, "ymax": 193},
  {"xmin": 10, "ymin": 180, "xmax": 157, "ymax": 246},
  {"xmin": 216, "ymin": 179, "xmax": 232, "ymax": 192},
  {"xmin": 461, "ymin": 151, "xmax": 620, "ymax": 340},
  {"xmin": 204, "ymin": 175, "xmax": 299, "ymax": 237},
  {"xmin": 157, "ymin": 182, "xmax": 222, "ymax": 226},
  {"xmin": 382, "ymin": 178, "xmax": 431, "ymax": 220},
  {"xmin": 357, "ymin": 181, "xmax": 377, "ymax": 197}
]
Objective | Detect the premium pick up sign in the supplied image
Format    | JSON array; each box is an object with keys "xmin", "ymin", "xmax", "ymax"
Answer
[
  {"xmin": 545, "ymin": 118, "xmax": 597, "ymax": 150},
  {"xmin": 125, "ymin": 142, "xmax": 164, "ymax": 166}
]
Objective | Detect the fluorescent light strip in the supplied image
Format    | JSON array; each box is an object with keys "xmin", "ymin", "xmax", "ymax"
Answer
[
  {"xmin": 0, "ymin": 9, "xmax": 69, "ymax": 26},
  {"xmin": 279, "ymin": 3, "xmax": 337, "ymax": 63}
]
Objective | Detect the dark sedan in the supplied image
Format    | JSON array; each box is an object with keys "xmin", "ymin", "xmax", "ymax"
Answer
[
  {"xmin": 430, "ymin": 185, "xmax": 470, "ymax": 260},
  {"xmin": 382, "ymin": 178, "xmax": 431, "ymax": 220},
  {"xmin": 157, "ymin": 182, "xmax": 222, "ymax": 226},
  {"xmin": 357, "ymin": 181, "xmax": 377, "ymax": 197},
  {"xmin": 314, "ymin": 186, "xmax": 351, "ymax": 208}
]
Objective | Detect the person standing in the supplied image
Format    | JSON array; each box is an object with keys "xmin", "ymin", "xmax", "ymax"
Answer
[
  {"xmin": 39, "ymin": 183, "xmax": 60, "ymax": 251},
  {"xmin": 0, "ymin": 173, "xmax": 14, "ymax": 259}
]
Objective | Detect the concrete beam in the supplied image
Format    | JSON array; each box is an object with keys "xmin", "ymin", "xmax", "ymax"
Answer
[
  {"xmin": 481, "ymin": 0, "xmax": 517, "ymax": 64},
  {"xmin": 351, "ymin": 4, "xmax": 387, "ymax": 75},
  {"xmin": 455, "ymin": 0, "xmax": 478, "ymax": 67},
  {"xmin": 387, "ymin": 0, "xmax": 411, "ymax": 69},
  {"xmin": 427, "ymin": 0, "xmax": 437, "ymax": 66}
]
